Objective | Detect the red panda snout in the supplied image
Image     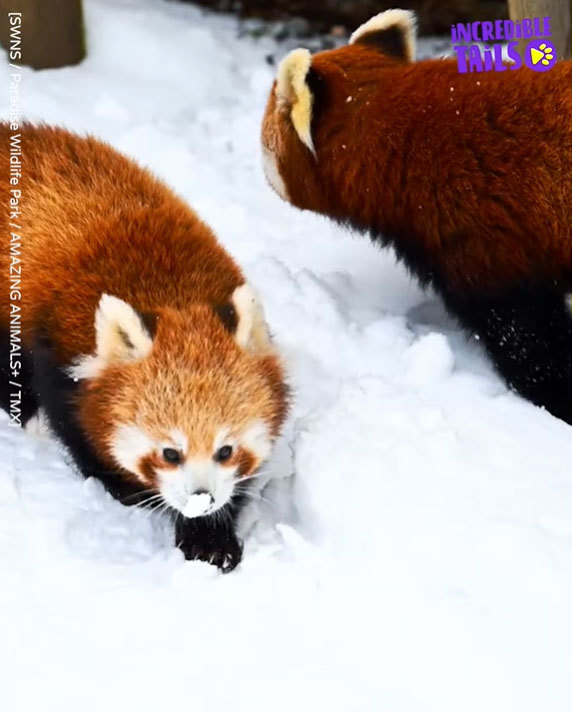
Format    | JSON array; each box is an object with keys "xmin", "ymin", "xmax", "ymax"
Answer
[{"xmin": 112, "ymin": 423, "xmax": 270, "ymax": 518}]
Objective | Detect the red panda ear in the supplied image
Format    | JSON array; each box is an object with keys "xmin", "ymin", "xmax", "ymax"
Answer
[
  {"xmin": 231, "ymin": 283, "xmax": 272, "ymax": 354},
  {"xmin": 350, "ymin": 9, "xmax": 417, "ymax": 63},
  {"xmin": 275, "ymin": 48, "xmax": 315, "ymax": 154},
  {"xmin": 94, "ymin": 294, "xmax": 154, "ymax": 367},
  {"xmin": 69, "ymin": 295, "xmax": 155, "ymax": 380}
]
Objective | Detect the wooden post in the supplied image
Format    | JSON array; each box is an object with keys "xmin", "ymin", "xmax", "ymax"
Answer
[
  {"xmin": 508, "ymin": 0, "xmax": 571, "ymax": 60},
  {"xmin": 0, "ymin": 0, "xmax": 85, "ymax": 69}
]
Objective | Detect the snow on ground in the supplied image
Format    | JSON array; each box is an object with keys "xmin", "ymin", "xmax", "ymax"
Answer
[{"xmin": 1, "ymin": 1, "xmax": 572, "ymax": 710}]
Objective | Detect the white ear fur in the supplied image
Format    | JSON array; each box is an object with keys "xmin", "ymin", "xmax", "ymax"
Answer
[
  {"xmin": 232, "ymin": 283, "xmax": 272, "ymax": 353},
  {"xmin": 69, "ymin": 294, "xmax": 154, "ymax": 380},
  {"xmin": 276, "ymin": 48, "xmax": 315, "ymax": 154},
  {"xmin": 95, "ymin": 294, "xmax": 154, "ymax": 364},
  {"xmin": 350, "ymin": 9, "xmax": 417, "ymax": 63}
]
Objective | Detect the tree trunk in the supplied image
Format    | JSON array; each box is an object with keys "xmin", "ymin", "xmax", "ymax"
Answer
[
  {"xmin": 0, "ymin": 0, "xmax": 85, "ymax": 69},
  {"xmin": 508, "ymin": 0, "xmax": 571, "ymax": 60}
]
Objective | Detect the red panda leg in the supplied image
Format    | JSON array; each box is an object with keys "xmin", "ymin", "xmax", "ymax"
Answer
[
  {"xmin": 444, "ymin": 285, "xmax": 572, "ymax": 424},
  {"xmin": 175, "ymin": 496, "xmax": 246, "ymax": 573},
  {"xmin": 0, "ymin": 327, "xmax": 39, "ymax": 427},
  {"xmin": 30, "ymin": 330, "xmax": 150, "ymax": 503}
]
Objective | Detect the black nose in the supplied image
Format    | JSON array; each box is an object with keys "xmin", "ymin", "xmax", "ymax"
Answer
[{"xmin": 194, "ymin": 489, "xmax": 214, "ymax": 504}]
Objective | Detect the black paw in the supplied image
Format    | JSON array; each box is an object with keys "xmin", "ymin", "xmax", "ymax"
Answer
[
  {"xmin": 179, "ymin": 536, "xmax": 243, "ymax": 573},
  {"xmin": 175, "ymin": 514, "xmax": 243, "ymax": 573}
]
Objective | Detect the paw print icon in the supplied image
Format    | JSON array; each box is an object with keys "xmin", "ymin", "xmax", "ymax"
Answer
[{"xmin": 525, "ymin": 39, "xmax": 557, "ymax": 71}]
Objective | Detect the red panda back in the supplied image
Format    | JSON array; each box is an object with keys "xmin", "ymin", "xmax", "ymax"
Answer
[
  {"xmin": 260, "ymin": 9, "xmax": 571, "ymax": 424},
  {"xmin": 0, "ymin": 122, "xmax": 243, "ymax": 362},
  {"xmin": 263, "ymin": 49, "xmax": 572, "ymax": 291},
  {"xmin": 1, "ymin": 123, "xmax": 289, "ymax": 570},
  {"xmin": 313, "ymin": 50, "xmax": 571, "ymax": 289}
]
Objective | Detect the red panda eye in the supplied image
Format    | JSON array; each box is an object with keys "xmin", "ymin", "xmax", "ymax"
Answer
[
  {"xmin": 162, "ymin": 447, "xmax": 182, "ymax": 465},
  {"xmin": 214, "ymin": 445, "xmax": 233, "ymax": 463}
]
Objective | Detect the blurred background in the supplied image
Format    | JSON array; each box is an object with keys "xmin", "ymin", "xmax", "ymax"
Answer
[
  {"xmin": 188, "ymin": 0, "xmax": 507, "ymax": 36},
  {"xmin": 0, "ymin": 0, "xmax": 569, "ymax": 69}
]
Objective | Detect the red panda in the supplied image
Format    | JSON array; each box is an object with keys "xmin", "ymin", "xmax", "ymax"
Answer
[
  {"xmin": 0, "ymin": 123, "xmax": 288, "ymax": 571},
  {"xmin": 261, "ymin": 9, "xmax": 572, "ymax": 424}
]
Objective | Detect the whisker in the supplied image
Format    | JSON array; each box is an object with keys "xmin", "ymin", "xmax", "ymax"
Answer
[
  {"xmin": 233, "ymin": 486, "xmax": 277, "ymax": 512},
  {"xmin": 143, "ymin": 498, "xmax": 171, "ymax": 520},
  {"xmin": 133, "ymin": 494, "xmax": 165, "ymax": 512},
  {"xmin": 121, "ymin": 488, "xmax": 159, "ymax": 504},
  {"xmin": 238, "ymin": 473, "xmax": 263, "ymax": 484},
  {"xmin": 156, "ymin": 502, "xmax": 173, "ymax": 519}
]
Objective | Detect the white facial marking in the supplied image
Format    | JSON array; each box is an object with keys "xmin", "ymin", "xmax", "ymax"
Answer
[
  {"xmin": 169, "ymin": 428, "xmax": 188, "ymax": 454},
  {"xmin": 566, "ymin": 293, "xmax": 572, "ymax": 314},
  {"xmin": 157, "ymin": 457, "xmax": 237, "ymax": 518},
  {"xmin": 110, "ymin": 424, "xmax": 154, "ymax": 481},
  {"xmin": 110, "ymin": 421, "xmax": 275, "ymax": 519},
  {"xmin": 241, "ymin": 421, "xmax": 272, "ymax": 461},
  {"xmin": 213, "ymin": 425, "xmax": 234, "ymax": 451},
  {"xmin": 262, "ymin": 146, "xmax": 289, "ymax": 201}
]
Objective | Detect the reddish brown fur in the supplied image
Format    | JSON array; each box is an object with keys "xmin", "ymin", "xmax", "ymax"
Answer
[
  {"xmin": 262, "ymin": 48, "xmax": 572, "ymax": 292},
  {"xmin": 235, "ymin": 447, "xmax": 256, "ymax": 477},
  {"xmin": 0, "ymin": 123, "xmax": 244, "ymax": 359},
  {"xmin": 0, "ymin": 123, "xmax": 288, "ymax": 476}
]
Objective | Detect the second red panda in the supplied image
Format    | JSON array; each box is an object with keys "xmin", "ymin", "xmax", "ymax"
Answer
[
  {"xmin": 261, "ymin": 9, "xmax": 572, "ymax": 424},
  {"xmin": 0, "ymin": 123, "xmax": 289, "ymax": 571}
]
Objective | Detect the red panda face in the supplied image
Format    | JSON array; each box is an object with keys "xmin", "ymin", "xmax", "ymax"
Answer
[
  {"xmin": 72, "ymin": 287, "xmax": 288, "ymax": 518},
  {"xmin": 261, "ymin": 9, "xmax": 417, "ymax": 214}
]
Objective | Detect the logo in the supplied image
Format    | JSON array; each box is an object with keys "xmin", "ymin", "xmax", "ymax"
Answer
[
  {"xmin": 451, "ymin": 17, "xmax": 556, "ymax": 73},
  {"xmin": 525, "ymin": 39, "xmax": 556, "ymax": 71}
]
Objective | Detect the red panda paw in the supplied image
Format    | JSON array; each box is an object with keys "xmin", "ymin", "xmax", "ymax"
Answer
[{"xmin": 175, "ymin": 514, "xmax": 244, "ymax": 573}]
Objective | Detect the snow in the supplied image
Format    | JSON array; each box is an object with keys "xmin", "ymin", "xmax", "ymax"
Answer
[
  {"xmin": 182, "ymin": 492, "xmax": 213, "ymax": 518},
  {"xmin": 1, "ymin": 1, "xmax": 572, "ymax": 710}
]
